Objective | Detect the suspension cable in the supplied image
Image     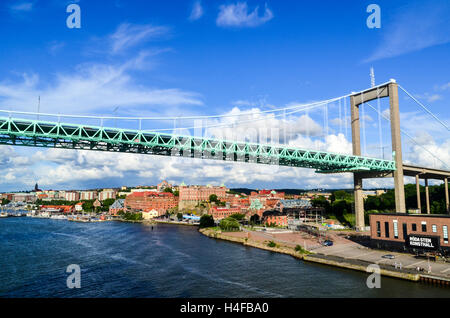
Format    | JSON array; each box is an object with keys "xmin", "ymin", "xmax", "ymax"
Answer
[
  {"xmin": 365, "ymin": 102, "xmax": 449, "ymax": 169},
  {"xmin": 153, "ymin": 101, "xmax": 329, "ymax": 132},
  {"xmin": 398, "ymin": 84, "xmax": 449, "ymax": 131}
]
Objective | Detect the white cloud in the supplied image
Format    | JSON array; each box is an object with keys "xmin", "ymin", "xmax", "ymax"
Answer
[
  {"xmin": 10, "ymin": 2, "xmax": 33, "ymax": 12},
  {"xmin": 440, "ymin": 83, "xmax": 450, "ymax": 91},
  {"xmin": 189, "ymin": 1, "xmax": 204, "ymax": 21},
  {"xmin": 47, "ymin": 41, "xmax": 65, "ymax": 56},
  {"xmin": 364, "ymin": 3, "xmax": 450, "ymax": 62},
  {"xmin": 216, "ymin": 2, "xmax": 273, "ymax": 28},
  {"xmin": 201, "ymin": 106, "xmax": 323, "ymax": 144},
  {"xmin": 110, "ymin": 23, "xmax": 169, "ymax": 54},
  {"xmin": 403, "ymin": 132, "xmax": 450, "ymax": 170},
  {"xmin": 0, "ymin": 22, "xmax": 200, "ymax": 116},
  {"xmin": 0, "ymin": 55, "xmax": 202, "ymax": 115},
  {"xmin": 414, "ymin": 93, "xmax": 442, "ymax": 103}
]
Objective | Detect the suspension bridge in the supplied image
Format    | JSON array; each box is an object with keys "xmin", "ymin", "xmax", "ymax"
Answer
[{"xmin": 0, "ymin": 79, "xmax": 448, "ymax": 230}]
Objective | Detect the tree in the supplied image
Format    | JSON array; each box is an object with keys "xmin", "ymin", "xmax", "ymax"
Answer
[
  {"xmin": 209, "ymin": 194, "xmax": 218, "ymax": 203},
  {"xmin": 332, "ymin": 190, "xmax": 353, "ymax": 202},
  {"xmin": 219, "ymin": 217, "xmax": 240, "ymax": 231},
  {"xmin": 82, "ymin": 200, "xmax": 94, "ymax": 212},
  {"xmin": 250, "ymin": 214, "xmax": 260, "ymax": 224},
  {"xmin": 1, "ymin": 198, "xmax": 10, "ymax": 205},
  {"xmin": 177, "ymin": 212, "xmax": 183, "ymax": 221},
  {"xmin": 122, "ymin": 212, "xmax": 143, "ymax": 221},
  {"xmin": 199, "ymin": 214, "xmax": 215, "ymax": 228},
  {"xmin": 332, "ymin": 200, "xmax": 351, "ymax": 217},
  {"xmin": 311, "ymin": 196, "xmax": 331, "ymax": 214},
  {"xmin": 229, "ymin": 213, "xmax": 245, "ymax": 221},
  {"xmin": 163, "ymin": 187, "xmax": 173, "ymax": 193}
]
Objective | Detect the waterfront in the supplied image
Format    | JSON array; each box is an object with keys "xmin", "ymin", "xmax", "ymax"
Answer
[{"xmin": 1, "ymin": 218, "xmax": 450, "ymax": 297}]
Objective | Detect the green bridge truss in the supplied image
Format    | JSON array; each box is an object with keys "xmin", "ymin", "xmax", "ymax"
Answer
[{"xmin": 0, "ymin": 117, "xmax": 396, "ymax": 173}]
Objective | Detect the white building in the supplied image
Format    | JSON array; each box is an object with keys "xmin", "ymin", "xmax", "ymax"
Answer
[
  {"xmin": 98, "ymin": 189, "xmax": 116, "ymax": 201},
  {"xmin": 80, "ymin": 191, "xmax": 97, "ymax": 201},
  {"xmin": 65, "ymin": 191, "xmax": 79, "ymax": 201},
  {"xmin": 142, "ymin": 209, "xmax": 159, "ymax": 220}
]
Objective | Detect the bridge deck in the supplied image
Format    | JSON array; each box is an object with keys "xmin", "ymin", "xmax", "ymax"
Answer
[{"xmin": 0, "ymin": 117, "xmax": 396, "ymax": 173}]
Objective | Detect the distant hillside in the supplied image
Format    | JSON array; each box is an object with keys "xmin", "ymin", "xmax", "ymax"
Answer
[{"xmin": 229, "ymin": 188, "xmax": 348, "ymax": 195}]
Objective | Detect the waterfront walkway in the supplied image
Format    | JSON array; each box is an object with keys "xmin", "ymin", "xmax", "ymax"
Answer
[{"xmin": 220, "ymin": 227, "xmax": 450, "ymax": 281}]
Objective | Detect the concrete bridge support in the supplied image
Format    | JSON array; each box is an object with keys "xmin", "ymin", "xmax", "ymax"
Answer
[
  {"xmin": 350, "ymin": 95, "xmax": 365, "ymax": 230},
  {"xmin": 351, "ymin": 81, "xmax": 406, "ymax": 230},
  {"xmin": 425, "ymin": 179, "xmax": 430, "ymax": 214},
  {"xmin": 388, "ymin": 83, "xmax": 406, "ymax": 213},
  {"xmin": 445, "ymin": 178, "xmax": 449, "ymax": 213},
  {"xmin": 415, "ymin": 174, "xmax": 421, "ymax": 213}
]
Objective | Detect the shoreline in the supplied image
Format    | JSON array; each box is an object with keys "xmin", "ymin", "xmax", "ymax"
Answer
[{"xmin": 199, "ymin": 228, "xmax": 450, "ymax": 286}]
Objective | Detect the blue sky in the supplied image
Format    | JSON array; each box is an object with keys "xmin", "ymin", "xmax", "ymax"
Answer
[{"xmin": 0, "ymin": 0, "xmax": 449, "ymax": 192}]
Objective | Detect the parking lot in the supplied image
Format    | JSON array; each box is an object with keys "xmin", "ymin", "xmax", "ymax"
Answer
[{"xmin": 313, "ymin": 241, "xmax": 450, "ymax": 277}]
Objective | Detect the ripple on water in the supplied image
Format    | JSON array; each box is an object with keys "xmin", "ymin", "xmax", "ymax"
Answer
[{"xmin": 1, "ymin": 219, "xmax": 450, "ymax": 298}]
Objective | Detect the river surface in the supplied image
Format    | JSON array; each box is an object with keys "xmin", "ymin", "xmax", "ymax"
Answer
[{"xmin": 0, "ymin": 217, "xmax": 449, "ymax": 297}]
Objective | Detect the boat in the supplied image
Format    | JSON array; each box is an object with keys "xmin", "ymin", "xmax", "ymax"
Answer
[
  {"xmin": 0, "ymin": 212, "xmax": 8, "ymax": 218},
  {"xmin": 50, "ymin": 214, "xmax": 67, "ymax": 220}
]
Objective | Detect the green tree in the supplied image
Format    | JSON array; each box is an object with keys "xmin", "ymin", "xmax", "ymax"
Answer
[
  {"xmin": 199, "ymin": 214, "xmax": 215, "ymax": 228},
  {"xmin": 219, "ymin": 217, "xmax": 240, "ymax": 231},
  {"xmin": 122, "ymin": 212, "xmax": 143, "ymax": 221},
  {"xmin": 163, "ymin": 187, "xmax": 173, "ymax": 193},
  {"xmin": 250, "ymin": 214, "xmax": 260, "ymax": 224},
  {"xmin": 311, "ymin": 196, "xmax": 331, "ymax": 214},
  {"xmin": 229, "ymin": 213, "xmax": 245, "ymax": 221},
  {"xmin": 177, "ymin": 212, "xmax": 183, "ymax": 221},
  {"xmin": 332, "ymin": 190, "xmax": 353, "ymax": 202},
  {"xmin": 82, "ymin": 200, "xmax": 94, "ymax": 212},
  {"xmin": 209, "ymin": 194, "xmax": 218, "ymax": 203},
  {"xmin": 331, "ymin": 199, "xmax": 351, "ymax": 217}
]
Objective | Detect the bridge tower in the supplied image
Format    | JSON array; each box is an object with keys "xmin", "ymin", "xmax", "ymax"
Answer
[{"xmin": 350, "ymin": 79, "xmax": 406, "ymax": 230}]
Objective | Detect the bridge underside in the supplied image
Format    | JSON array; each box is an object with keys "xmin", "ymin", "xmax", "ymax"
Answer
[
  {"xmin": 356, "ymin": 165, "xmax": 450, "ymax": 180},
  {"xmin": 0, "ymin": 117, "xmax": 396, "ymax": 173}
]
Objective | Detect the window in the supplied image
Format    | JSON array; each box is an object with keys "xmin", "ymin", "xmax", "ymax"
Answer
[
  {"xmin": 412, "ymin": 223, "xmax": 417, "ymax": 231},
  {"xmin": 432, "ymin": 224, "xmax": 437, "ymax": 233},
  {"xmin": 385, "ymin": 222, "xmax": 390, "ymax": 238},
  {"xmin": 422, "ymin": 221, "xmax": 427, "ymax": 232},
  {"xmin": 393, "ymin": 220, "xmax": 398, "ymax": 239},
  {"xmin": 376, "ymin": 221, "xmax": 381, "ymax": 237},
  {"xmin": 402, "ymin": 223, "xmax": 408, "ymax": 240},
  {"xmin": 444, "ymin": 226, "xmax": 448, "ymax": 244}
]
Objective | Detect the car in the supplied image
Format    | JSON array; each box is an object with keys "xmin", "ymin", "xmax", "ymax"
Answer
[
  {"xmin": 382, "ymin": 254, "xmax": 395, "ymax": 259},
  {"xmin": 322, "ymin": 240, "xmax": 333, "ymax": 246}
]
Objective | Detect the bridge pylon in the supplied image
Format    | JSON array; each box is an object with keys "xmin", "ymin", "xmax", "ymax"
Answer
[{"xmin": 350, "ymin": 79, "xmax": 406, "ymax": 231}]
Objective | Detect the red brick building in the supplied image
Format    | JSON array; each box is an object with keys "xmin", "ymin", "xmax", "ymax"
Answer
[
  {"xmin": 125, "ymin": 192, "xmax": 178, "ymax": 215},
  {"xmin": 249, "ymin": 190, "xmax": 284, "ymax": 208},
  {"xmin": 369, "ymin": 213, "xmax": 450, "ymax": 255},
  {"xmin": 264, "ymin": 214, "xmax": 288, "ymax": 227},
  {"xmin": 179, "ymin": 185, "xmax": 227, "ymax": 209},
  {"xmin": 209, "ymin": 207, "xmax": 241, "ymax": 220}
]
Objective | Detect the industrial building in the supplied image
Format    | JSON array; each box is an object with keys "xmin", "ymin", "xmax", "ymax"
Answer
[{"xmin": 369, "ymin": 213, "xmax": 450, "ymax": 255}]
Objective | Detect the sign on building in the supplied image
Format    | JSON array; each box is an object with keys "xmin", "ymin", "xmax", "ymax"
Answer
[{"xmin": 406, "ymin": 234, "xmax": 440, "ymax": 251}]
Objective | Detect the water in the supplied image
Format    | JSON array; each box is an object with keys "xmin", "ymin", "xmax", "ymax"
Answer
[{"xmin": 0, "ymin": 218, "xmax": 449, "ymax": 298}]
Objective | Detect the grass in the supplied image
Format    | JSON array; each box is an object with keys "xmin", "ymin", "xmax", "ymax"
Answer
[
  {"xmin": 327, "ymin": 213, "xmax": 355, "ymax": 228},
  {"xmin": 295, "ymin": 245, "xmax": 311, "ymax": 254}
]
